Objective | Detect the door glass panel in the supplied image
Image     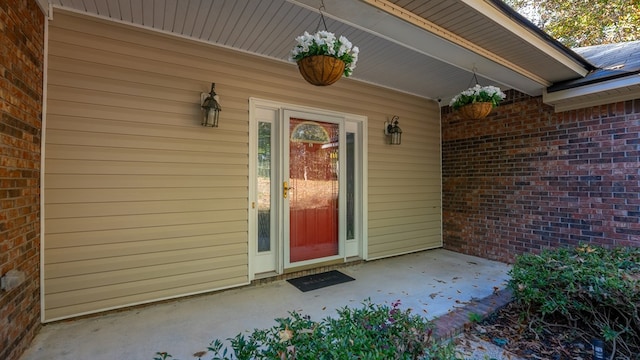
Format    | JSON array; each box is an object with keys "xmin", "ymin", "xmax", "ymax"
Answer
[
  {"xmin": 257, "ymin": 121, "xmax": 272, "ymax": 252},
  {"xmin": 289, "ymin": 118, "xmax": 339, "ymax": 262},
  {"xmin": 346, "ymin": 132, "xmax": 355, "ymax": 240}
]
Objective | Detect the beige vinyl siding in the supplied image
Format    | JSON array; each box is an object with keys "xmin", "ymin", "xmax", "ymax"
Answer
[
  {"xmin": 44, "ymin": 9, "xmax": 441, "ymax": 320},
  {"xmin": 367, "ymin": 124, "xmax": 442, "ymax": 259}
]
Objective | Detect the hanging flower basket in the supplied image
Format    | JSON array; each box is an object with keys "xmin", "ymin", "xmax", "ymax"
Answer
[
  {"xmin": 449, "ymin": 83, "xmax": 506, "ymax": 120},
  {"xmin": 458, "ymin": 102, "xmax": 493, "ymax": 120},
  {"xmin": 290, "ymin": 31, "xmax": 359, "ymax": 86},
  {"xmin": 297, "ymin": 55, "xmax": 346, "ymax": 86}
]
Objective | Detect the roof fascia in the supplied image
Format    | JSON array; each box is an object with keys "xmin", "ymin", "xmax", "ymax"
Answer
[
  {"xmin": 480, "ymin": 0, "xmax": 594, "ymax": 75},
  {"xmin": 548, "ymin": 69, "xmax": 640, "ymax": 92},
  {"xmin": 544, "ymin": 75, "xmax": 640, "ymax": 111}
]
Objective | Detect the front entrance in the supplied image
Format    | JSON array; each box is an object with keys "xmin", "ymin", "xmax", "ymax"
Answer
[
  {"xmin": 287, "ymin": 117, "xmax": 340, "ymax": 263},
  {"xmin": 249, "ymin": 99, "xmax": 366, "ymax": 278}
]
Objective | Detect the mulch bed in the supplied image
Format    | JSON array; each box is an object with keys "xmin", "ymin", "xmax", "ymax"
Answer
[{"xmin": 467, "ymin": 302, "xmax": 596, "ymax": 360}]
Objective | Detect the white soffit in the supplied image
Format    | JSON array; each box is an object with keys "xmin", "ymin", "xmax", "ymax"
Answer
[
  {"xmin": 37, "ymin": 0, "xmax": 49, "ymax": 14},
  {"xmin": 294, "ymin": 0, "xmax": 548, "ymax": 95},
  {"xmin": 361, "ymin": 0, "xmax": 550, "ymax": 84},
  {"xmin": 460, "ymin": 0, "xmax": 589, "ymax": 78},
  {"xmin": 44, "ymin": 0, "xmax": 591, "ymax": 102}
]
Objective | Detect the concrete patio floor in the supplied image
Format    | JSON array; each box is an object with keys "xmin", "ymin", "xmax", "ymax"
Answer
[{"xmin": 21, "ymin": 249, "xmax": 513, "ymax": 360}]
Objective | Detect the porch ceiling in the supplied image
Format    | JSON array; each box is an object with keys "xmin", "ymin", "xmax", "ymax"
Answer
[{"xmin": 45, "ymin": 0, "xmax": 591, "ymax": 105}]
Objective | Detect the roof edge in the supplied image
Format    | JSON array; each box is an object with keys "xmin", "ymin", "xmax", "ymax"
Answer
[
  {"xmin": 544, "ymin": 76, "xmax": 640, "ymax": 112},
  {"xmin": 486, "ymin": 0, "xmax": 596, "ymax": 72},
  {"xmin": 547, "ymin": 69, "xmax": 640, "ymax": 92}
]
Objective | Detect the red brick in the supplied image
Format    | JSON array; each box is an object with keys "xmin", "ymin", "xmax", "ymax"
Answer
[
  {"xmin": 0, "ymin": 1, "xmax": 44, "ymax": 359},
  {"xmin": 443, "ymin": 91, "xmax": 640, "ymax": 263}
]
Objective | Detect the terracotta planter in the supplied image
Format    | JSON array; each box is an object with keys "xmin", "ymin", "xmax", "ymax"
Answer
[
  {"xmin": 297, "ymin": 55, "xmax": 345, "ymax": 86},
  {"xmin": 458, "ymin": 102, "xmax": 493, "ymax": 120}
]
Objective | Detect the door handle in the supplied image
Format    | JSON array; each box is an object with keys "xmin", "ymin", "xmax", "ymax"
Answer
[{"xmin": 283, "ymin": 181, "xmax": 295, "ymax": 199}]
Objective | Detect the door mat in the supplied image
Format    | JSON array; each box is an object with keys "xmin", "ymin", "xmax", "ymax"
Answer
[{"xmin": 287, "ymin": 270, "xmax": 355, "ymax": 292}]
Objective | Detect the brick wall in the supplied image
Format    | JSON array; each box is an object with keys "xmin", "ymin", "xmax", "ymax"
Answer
[
  {"xmin": 0, "ymin": 0, "xmax": 44, "ymax": 359},
  {"xmin": 442, "ymin": 90, "xmax": 640, "ymax": 263}
]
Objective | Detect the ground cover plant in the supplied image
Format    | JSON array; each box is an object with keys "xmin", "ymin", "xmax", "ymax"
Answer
[
  {"xmin": 504, "ymin": 244, "xmax": 640, "ymax": 359},
  {"xmin": 154, "ymin": 299, "xmax": 457, "ymax": 360}
]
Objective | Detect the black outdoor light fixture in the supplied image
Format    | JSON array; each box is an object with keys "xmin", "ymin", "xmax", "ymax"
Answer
[
  {"xmin": 384, "ymin": 115, "xmax": 402, "ymax": 145},
  {"xmin": 201, "ymin": 83, "xmax": 222, "ymax": 127}
]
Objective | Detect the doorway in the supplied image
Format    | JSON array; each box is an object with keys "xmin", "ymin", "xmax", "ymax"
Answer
[
  {"xmin": 249, "ymin": 99, "xmax": 367, "ymax": 278},
  {"xmin": 287, "ymin": 116, "xmax": 340, "ymax": 263}
]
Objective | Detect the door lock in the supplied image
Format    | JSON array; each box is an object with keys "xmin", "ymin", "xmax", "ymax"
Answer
[{"xmin": 283, "ymin": 181, "xmax": 295, "ymax": 199}]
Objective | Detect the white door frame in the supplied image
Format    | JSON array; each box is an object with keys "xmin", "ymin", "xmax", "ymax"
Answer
[{"xmin": 248, "ymin": 98, "xmax": 368, "ymax": 280}]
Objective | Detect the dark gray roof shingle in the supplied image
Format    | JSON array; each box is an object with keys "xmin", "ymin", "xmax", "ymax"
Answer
[{"xmin": 547, "ymin": 40, "xmax": 640, "ymax": 92}]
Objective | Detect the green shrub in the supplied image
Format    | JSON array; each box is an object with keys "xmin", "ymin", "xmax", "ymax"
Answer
[
  {"xmin": 154, "ymin": 299, "xmax": 457, "ymax": 360},
  {"xmin": 508, "ymin": 244, "xmax": 640, "ymax": 359}
]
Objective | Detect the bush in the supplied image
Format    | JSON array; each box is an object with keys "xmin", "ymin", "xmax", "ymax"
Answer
[
  {"xmin": 154, "ymin": 299, "xmax": 457, "ymax": 360},
  {"xmin": 508, "ymin": 244, "xmax": 640, "ymax": 359}
]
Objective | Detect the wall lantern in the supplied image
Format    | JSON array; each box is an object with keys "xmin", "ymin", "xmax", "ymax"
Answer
[
  {"xmin": 201, "ymin": 83, "xmax": 222, "ymax": 127},
  {"xmin": 384, "ymin": 116, "xmax": 402, "ymax": 145}
]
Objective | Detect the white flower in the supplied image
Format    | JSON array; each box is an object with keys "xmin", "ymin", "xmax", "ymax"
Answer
[
  {"xmin": 449, "ymin": 84, "xmax": 506, "ymax": 109},
  {"xmin": 289, "ymin": 30, "xmax": 359, "ymax": 77}
]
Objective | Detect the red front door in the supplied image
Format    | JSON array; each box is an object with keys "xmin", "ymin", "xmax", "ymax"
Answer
[{"xmin": 288, "ymin": 118, "xmax": 340, "ymax": 263}]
